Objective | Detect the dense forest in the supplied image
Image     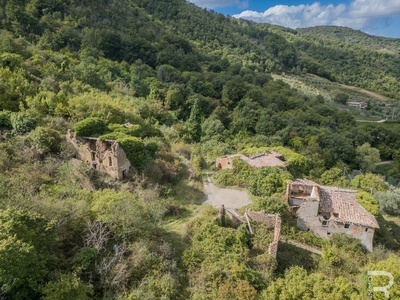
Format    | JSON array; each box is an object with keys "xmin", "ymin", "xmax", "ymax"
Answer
[{"xmin": 0, "ymin": 0, "xmax": 400, "ymax": 299}]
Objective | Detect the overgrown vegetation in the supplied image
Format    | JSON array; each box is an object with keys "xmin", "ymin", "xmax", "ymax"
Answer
[{"xmin": 0, "ymin": 0, "xmax": 400, "ymax": 298}]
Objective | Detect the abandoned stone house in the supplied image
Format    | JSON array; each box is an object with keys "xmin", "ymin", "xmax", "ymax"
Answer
[
  {"xmin": 66, "ymin": 130, "xmax": 132, "ymax": 180},
  {"xmin": 287, "ymin": 179, "xmax": 379, "ymax": 252},
  {"xmin": 216, "ymin": 152, "xmax": 286, "ymax": 170},
  {"xmin": 347, "ymin": 101, "xmax": 367, "ymax": 109},
  {"xmin": 224, "ymin": 207, "xmax": 281, "ymax": 258}
]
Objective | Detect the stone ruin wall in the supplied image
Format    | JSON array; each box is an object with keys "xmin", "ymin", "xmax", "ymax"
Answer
[{"xmin": 66, "ymin": 130, "xmax": 132, "ymax": 180}]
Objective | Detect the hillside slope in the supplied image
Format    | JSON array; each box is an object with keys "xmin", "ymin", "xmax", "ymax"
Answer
[
  {"xmin": 1, "ymin": 1, "xmax": 400, "ymax": 299},
  {"xmin": 1, "ymin": 0, "xmax": 399, "ymax": 98},
  {"xmin": 298, "ymin": 26, "xmax": 400, "ymax": 53}
]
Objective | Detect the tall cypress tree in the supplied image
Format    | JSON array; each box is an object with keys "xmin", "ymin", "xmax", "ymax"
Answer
[{"xmin": 186, "ymin": 99, "xmax": 201, "ymax": 142}]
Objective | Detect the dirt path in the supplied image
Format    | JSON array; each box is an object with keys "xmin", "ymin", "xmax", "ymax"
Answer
[
  {"xmin": 337, "ymin": 83, "xmax": 389, "ymax": 101},
  {"xmin": 375, "ymin": 160, "xmax": 394, "ymax": 166},
  {"xmin": 202, "ymin": 173, "xmax": 252, "ymax": 209},
  {"xmin": 283, "ymin": 238, "xmax": 322, "ymax": 255},
  {"xmin": 356, "ymin": 118, "xmax": 388, "ymax": 123}
]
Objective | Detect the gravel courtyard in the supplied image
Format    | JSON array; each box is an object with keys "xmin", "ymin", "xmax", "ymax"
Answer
[{"xmin": 202, "ymin": 174, "xmax": 252, "ymax": 209}]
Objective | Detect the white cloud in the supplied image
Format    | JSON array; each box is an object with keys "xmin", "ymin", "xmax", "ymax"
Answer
[
  {"xmin": 349, "ymin": 0, "xmax": 400, "ymax": 17},
  {"xmin": 234, "ymin": 3, "xmax": 346, "ymax": 28},
  {"xmin": 190, "ymin": 0, "xmax": 248, "ymax": 9},
  {"xmin": 233, "ymin": 1, "xmax": 400, "ymax": 34}
]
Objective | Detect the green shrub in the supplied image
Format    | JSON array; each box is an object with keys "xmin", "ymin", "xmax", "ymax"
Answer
[
  {"xmin": 100, "ymin": 132, "xmax": 156, "ymax": 171},
  {"xmin": 252, "ymin": 194, "xmax": 289, "ymax": 215},
  {"xmin": 351, "ymin": 173, "xmax": 388, "ymax": 193},
  {"xmin": 107, "ymin": 123, "xmax": 142, "ymax": 137},
  {"xmin": 248, "ymin": 167, "xmax": 292, "ymax": 197},
  {"xmin": 0, "ymin": 53, "xmax": 23, "ymax": 69},
  {"xmin": 29, "ymin": 126, "xmax": 62, "ymax": 154},
  {"xmin": 374, "ymin": 189, "xmax": 400, "ymax": 215},
  {"xmin": 119, "ymin": 137, "xmax": 147, "ymax": 170},
  {"xmin": 356, "ymin": 191, "xmax": 380, "ymax": 216},
  {"xmin": 42, "ymin": 273, "xmax": 93, "ymax": 300},
  {"xmin": 10, "ymin": 112, "xmax": 36, "ymax": 135},
  {"xmin": 0, "ymin": 110, "xmax": 11, "ymax": 129},
  {"xmin": 73, "ymin": 117, "xmax": 108, "ymax": 137},
  {"xmin": 73, "ymin": 247, "xmax": 98, "ymax": 271},
  {"xmin": 145, "ymin": 141, "xmax": 158, "ymax": 158},
  {"xmin": 215, "ymin": 158, "xmax": 253, "ymax": 188}
]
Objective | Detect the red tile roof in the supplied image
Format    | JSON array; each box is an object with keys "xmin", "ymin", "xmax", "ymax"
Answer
[
  {"xmin": 322, "ymin": 186, "xmax": 379, "ymax": 228},
  {"xmin": 289, "ymin": 180, "xmax": 379, "ymax": 228},
  {"xmin": 243, "ymin": 152, "xmax": 286, "ymax": 168},
  {"xmin": 221, "ymin": 152, "xmax": 286, "ymax": 168}
]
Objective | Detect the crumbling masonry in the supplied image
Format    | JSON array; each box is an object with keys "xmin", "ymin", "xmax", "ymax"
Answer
[
  {"xmin": 67, "ymin": 130, "xmax": 132, "ymax": 180},
  {"xmin": 224, "ymin": 207, "xmax": 281, "ymax": 258},
  {"xmin": 287, "ymin": 179, "xmax": 379, "ymax": 252}
]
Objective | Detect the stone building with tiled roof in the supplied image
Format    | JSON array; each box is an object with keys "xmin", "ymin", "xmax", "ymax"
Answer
[
  {"xmin": 216, "ymin": 152, "xmax": 286, "ymax": 170},
  {"xmin": 286, "ymin": 179, "xmax": 379, "ymax": 252}
]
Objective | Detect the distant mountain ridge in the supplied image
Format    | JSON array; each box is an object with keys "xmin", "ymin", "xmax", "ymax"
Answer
[
  {"xmin": 0, "ymin": 0, "xmax": 399, "ymax": 98},
  {"xmin": 297, "ymin": 26, "xmax": 400, "ymax": 54}
]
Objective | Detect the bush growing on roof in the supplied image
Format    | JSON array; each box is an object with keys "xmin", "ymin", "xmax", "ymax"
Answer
[
  {"xmin": 73, "ymin": 117, "xmax": 108, "ymax": 137},
  {"xmin": 107, "ymin": 123, "xmax": 142, "ymax": 137},
  {"xmin": 100, "ymin": 132, "xmax": 148, "ymax": 170}
]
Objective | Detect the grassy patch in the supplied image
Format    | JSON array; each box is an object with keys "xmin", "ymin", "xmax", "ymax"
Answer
[
  {"xmin": 276, "ymin": 241, "xmax": 320, "ymax": 274},
  {"xmin": 375, "ymin": 163, "xmax": 400, "ymax": 185},
  {"xmin": 374, "ymin": 215, "xmax": 400, "ymax": 251},
  {"xmin": 164, "ymin": 179, "xmax": 204, "ymax": 205}
]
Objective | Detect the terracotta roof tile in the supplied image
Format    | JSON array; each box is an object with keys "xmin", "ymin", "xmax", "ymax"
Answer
[
  {"xmin": 290, "ymin": 180, "xmax": 379, "ymax": 228},
  {"xmin": 241, "ymin": 152, "xmax": 286, "ymax": 168},
  {"xmin": 324, "ymin": 187, "xmax": 379, "ymax": 228},
  {"xmin": 220, "ymin": 152, "xmax": 286, "ymax": 168}
]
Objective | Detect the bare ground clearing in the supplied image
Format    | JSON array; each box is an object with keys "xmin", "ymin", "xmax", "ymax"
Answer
[{"xmin": 202, "ymin": 174, "xmax": 252, "ymax": 209}]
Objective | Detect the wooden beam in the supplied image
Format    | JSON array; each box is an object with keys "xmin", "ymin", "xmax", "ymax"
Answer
[{"xmin": 245, "ymin": 212, "xmax": 253, "ymax": 235}]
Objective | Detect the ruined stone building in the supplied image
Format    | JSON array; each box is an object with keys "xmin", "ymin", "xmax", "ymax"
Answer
[
  {"xmin": 245, "ymin": 210, "xmax": 281, "ymax": 258},
  {"xmin": 347, "ymin": 101, "xmax": 367, "ymax": 109},
  {"xmin": 66, "ymin": 130, "xmax": 132, "ymax": 180},
  {"xmin": 224, "ymin": 207, "xmax": 281, "ymax": 258},
  {"xmin": 216, "ymin": 152, "xmax": 286, "ymax": 170},
  {"xmin": 287, "ymin": 179, "xmax": 379, "ymax": 252}
]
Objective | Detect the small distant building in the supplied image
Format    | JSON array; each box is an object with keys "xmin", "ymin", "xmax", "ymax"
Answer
[
  {"xmin": 66, "ymin": 130, "xmax": 132, "ymax": 180},
  {"xmin": 216, "ymin": 152, "xmax": 286, "ymax": 170},
  {"xmin": 287, "ymin": 179, "xmax": 379, "ymax": 252},
  {"xmin": 347, "ymin": 101, "xmax": 367, "ymax": 109}
]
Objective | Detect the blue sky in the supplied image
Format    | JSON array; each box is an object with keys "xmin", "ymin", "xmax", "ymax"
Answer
[{"xmin": 189, "ymin": 0, "xmax": 400, "ymax": 38}]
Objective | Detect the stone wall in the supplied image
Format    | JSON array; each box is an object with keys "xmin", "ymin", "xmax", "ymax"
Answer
[
  {"xmin": 268, "ymin": 214, "xmax": 281, "ymax": 258},
  {"xmin": 311, "ymin": 218, "xmax": 375, "ymax": 252},
  {"xmin": 294, "ymin": 200, "xmax": 374, "ymax": 251},
  {"xmin": 66, "ymin": 130, "xmax": 132, "ymax": 180},
  {"xmin": 287, "ymin": 180, "xmax": 377, "ymax": 252},
  {"xmin": 296, "ymin": 200, "xmax": 319, "ymax": 231},
  {"xmin": 246, "ymin": 210, "xmax": 281, "ymax": 258}
]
